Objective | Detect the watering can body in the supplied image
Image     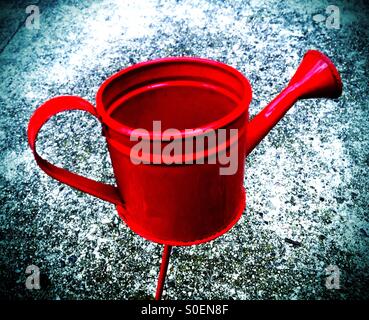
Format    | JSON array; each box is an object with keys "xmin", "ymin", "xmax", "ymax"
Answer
[{"xmin": 28, "ymin": 50, "xmax": 342, "ymax": 246}]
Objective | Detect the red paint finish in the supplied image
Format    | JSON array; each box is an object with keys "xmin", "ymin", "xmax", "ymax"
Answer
[
  {"xmin": 155, "ymin": 245, "xmax": 172, "ymax": 300},
  {"xmin": 27, "ymin": 50, "xmax": 342, "ymax": 246},
  {"xmin": 245, "ymin": 50, "xmax": 342, "ymax": 155}
]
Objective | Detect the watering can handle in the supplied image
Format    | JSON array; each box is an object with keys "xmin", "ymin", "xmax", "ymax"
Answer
[{"xmin": 27, "ymin": 95, "xmax": 123, "ymax": 206}]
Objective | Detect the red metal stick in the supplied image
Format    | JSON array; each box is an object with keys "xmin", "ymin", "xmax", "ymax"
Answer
[{"xmin": 155, "ymin": 245, "xmax": 172, "ymax": 300}]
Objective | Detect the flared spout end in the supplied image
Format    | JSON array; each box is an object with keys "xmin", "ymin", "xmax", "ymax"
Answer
[
  {"xmin": 288, "ymin": 50, "xmax": 343, "ymax": 99},
  {"xmin": 245, "ymin": 50, "xmax": 343, "ymax": 156}
]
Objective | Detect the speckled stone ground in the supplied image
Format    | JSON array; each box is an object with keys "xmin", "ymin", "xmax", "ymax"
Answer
[{"xmin": 0, "ymin": 0, "xmax": 368, "ymax": 300}]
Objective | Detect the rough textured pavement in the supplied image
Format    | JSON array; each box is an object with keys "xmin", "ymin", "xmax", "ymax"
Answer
[{"xmin": 0, "ymin": 0, "xmax": 368, "ymax": 300}]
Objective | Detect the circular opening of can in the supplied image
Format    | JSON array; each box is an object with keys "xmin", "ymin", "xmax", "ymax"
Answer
[{"xmin": 96, "ymin": 57, "xmax": 252, "ymax": 141}]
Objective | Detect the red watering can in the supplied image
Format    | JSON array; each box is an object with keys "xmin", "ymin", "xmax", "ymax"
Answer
[{"xmin": 28, "ymin": 50, "xmax": 342, "ymax": 299}]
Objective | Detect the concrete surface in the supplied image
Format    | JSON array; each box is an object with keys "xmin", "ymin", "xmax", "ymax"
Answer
[{"xmin": 0, "ymin": 0, "xmax": 368, "ymax": 300}]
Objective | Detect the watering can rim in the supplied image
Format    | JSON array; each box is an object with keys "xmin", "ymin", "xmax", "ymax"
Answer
[{"xmin": 95, "ymin": 56, "xmax": 253, "ymax": 140}]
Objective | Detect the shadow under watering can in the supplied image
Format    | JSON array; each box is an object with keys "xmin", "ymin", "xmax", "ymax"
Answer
[{"xmin": 28, "ymin": 50, "xmax": 342, "ymax": 299}]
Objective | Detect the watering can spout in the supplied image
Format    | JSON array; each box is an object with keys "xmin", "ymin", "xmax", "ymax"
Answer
[{"xmin": 245, "ymin": 50, "xmax": 343, "ymax": 156}]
